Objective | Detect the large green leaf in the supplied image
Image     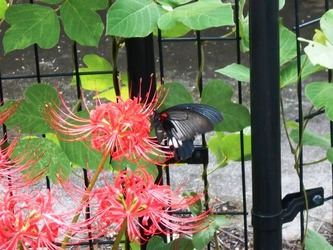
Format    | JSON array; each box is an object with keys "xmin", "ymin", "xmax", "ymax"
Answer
[
  {"xmin": 147, "ymin": 236, "xmax": 194, "ymax": 250},
  {"xmin": 70, "ymin": 54, "xmax": 113, "ymax": 91},
  {"xmin": 60, "ymin": 0, "xmax": 107, "ymax": 46},
  {"xmin": 5, "ymin": 84, "xmax": 59, "ymax": 133},
  {"xmin": 201, "ymin": 79, "xmax": 250, "ymax": 132},
  {"xmin": 208, "ymin": 131, "xmax": 251, "ymax": 170},
  {"xmin": 13, "ymin": 137, "xmax": 71, "ymax": 183},
  {"xmin": 280, "ymin": 56, "xmax": 324, "ymax": 88},
  {"xmin": 158, "ymin": 0, "xmax": 234, "ymax": 31},
  {"xmin": 280, "ymin": 23, "xmax": 297, "ymax": 66},
  {"xmin": 192, "ymin": 215, "xmax": 229, "ymax": 250},
  {"xmin": 106, "ymin": 0, "xmax": 164, "ymax": 37},
  {"xmin": 305, "ymin": 82, "xmax": 333, "ymax": 121},
  {"xmin": 299, "ymin": 10, "xmax": 333, "ymax": 69},
  {"xmin": 3, "ymin": 4, "xmax": 60, "ymax": 53},
  {"xmin": 304, "ymin": 228, "xmax": 333, "ymax": 250},
  {"xmin": 290, "ymin": 127, "xmax": 330, "ymax": 149},
  {"xmin": 216, "ymin": 63, "xmax": 250, "ymax": 83},
  {"xmin": 0, "ymin": 0, "xmax": 8, "ymax": 19}
]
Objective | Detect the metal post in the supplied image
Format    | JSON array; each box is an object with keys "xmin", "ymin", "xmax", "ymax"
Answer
[
  {"xmin": 249, "ymin": 1, "xmax": 282, "ymax": 249},
  {"xmin": 125, "ymin": 34, "xmax": 156, "ymax": 102},
  {"xmin": 125, "ymin": 34, "xmax": 159, "ymax": 250}
]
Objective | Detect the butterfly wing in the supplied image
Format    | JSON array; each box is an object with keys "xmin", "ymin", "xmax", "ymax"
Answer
[
  {"xmin": 153, "ymin": 103, "xmax": 223, "ymax": 160},
  {"xmin": 162, "ymin": 104, "xmax": 223, "ymax": 140}
]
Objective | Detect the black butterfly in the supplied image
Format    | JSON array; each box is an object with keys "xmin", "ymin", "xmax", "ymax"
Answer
[{"xmin": 153, "ymin": 103, "xmax": 223, "ymax": 160}]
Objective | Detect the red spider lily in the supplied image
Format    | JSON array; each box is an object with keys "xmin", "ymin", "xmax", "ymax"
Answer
[
  {"xmin": 43, "ymin": 89, "xmax": 172, "ymax": 164},
  {"xmin": 0, "ymin": 135, "xmax": 43, "ymax": 188},
  {"xmin": 0, "ymin": 190, "xmax": 73, "ymax": 250},
  {"xmin": 91, "ymin": 168, "xmax": 212, "ymax": 243}
]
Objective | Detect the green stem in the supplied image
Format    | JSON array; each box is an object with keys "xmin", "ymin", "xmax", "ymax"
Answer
[
  {"xmin": 112, "ymin": 219, "xmax": 127, "ymax": 250},
  {"xmin": 61, "ymin": 152, "xmax": 109, "ymax": 248},
  {"xmin": 213, "ymin": 231, "xmax": 220, "ymax": 250}
]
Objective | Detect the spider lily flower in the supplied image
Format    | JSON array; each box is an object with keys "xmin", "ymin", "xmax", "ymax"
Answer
[
  {"xmin": 0, "ymin": 190, "xmax": 73, "ymax": 250},
  {"xmin": 43, "ymin": 90, "xmax": 173, "ymax": 164},
  {"xmin": 91, "ymin": 168, "xmax": 211, "ymax": 243}
]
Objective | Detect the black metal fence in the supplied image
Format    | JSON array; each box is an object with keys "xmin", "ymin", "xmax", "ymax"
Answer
[{"xmin": 0, "ymin": 0, "xmax": 332, "ymax": 249}]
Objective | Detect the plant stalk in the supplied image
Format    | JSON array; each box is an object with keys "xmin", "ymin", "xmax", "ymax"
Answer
[{"xmin": 61, "ymin": 152, "xmax": 109, "ymax": 248}]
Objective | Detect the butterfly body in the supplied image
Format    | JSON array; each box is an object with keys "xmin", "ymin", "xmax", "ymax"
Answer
[{"xmin": 153, "ymin": 103, "xmax": 223, "ymax": 160}]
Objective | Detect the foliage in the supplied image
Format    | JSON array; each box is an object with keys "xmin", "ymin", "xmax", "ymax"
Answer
[
  {"xmin": 304, "ymin": 229, "xmax": 333, "ymax": 250},
  {"xmin": 1, "ymin": 0, "xmax": 233, "ymax": 53}
]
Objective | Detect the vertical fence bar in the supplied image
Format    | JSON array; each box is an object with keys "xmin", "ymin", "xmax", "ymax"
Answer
[
  {"xmin": 235, "ymin": 0, "xmax": 249, "ymax": 247},
  {"xmin": 249, "ymin": 0, "xmax": 282, "ymax": 249}
]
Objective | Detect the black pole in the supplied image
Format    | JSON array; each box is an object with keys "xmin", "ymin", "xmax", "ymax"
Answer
[
  {"xmin": 125, "ymin": 35, "xmax": 156, "ymax": 102},
  {"xmin": 125, "ymin": 35, "xmax": 162, "ymax": 250},
  {"xmin": 249, "ymin": 1, "xmax": 282, "ymax": 249}
]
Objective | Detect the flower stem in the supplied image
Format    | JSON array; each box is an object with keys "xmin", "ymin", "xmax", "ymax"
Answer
[
  {"xmin": 112, "ymin": 219, "xmax": 127, "ymax": 250},
  {"xmin": 61, "ymin": 152, "xmax": 109, "ymax": 248}
]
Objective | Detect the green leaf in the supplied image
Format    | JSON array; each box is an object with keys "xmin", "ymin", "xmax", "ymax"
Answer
[
  {"xmin": 298, "ymin": 10, "xmax": 333, "ymax": 69},
  {"xmin": 60, "ymin": 139, "xmax": 110, "ymax": 170},
  {"xmin": 192, "ymin": 215, "xmax": 229, "ymax": 250},
  {"xmin": 157, "ymin": 0, "xmax": 192, "ymax": 8},
  {"xmin": 60, "ymin": 0, "xmax": 106, "ymax": 46},
  {"xmin": 56, "ymin": 110, "xmax": 111, "ymax": 170},
  {"xmin": 305, "ymin": 82, "xmax": 333, "ymax": 121},
  {"xmin": 111, "ymin": 157, "xmax": 159, "ymax": 178},
  {"xmin": 237, "ymin": 1, "xmax": 249, "ymax": 53},
  {"xmin": 158, "ymin": 0, "xmax": 234, "ymax": 31},
  {"xmin": 306, "ymin": 82, "xmax": 332, "ymax": 108},
  {"xmin": 70, "ymin": 54, "xmax": 113, "ymax": 91},
  {"xmin": 280, "ymin": 23, "xmax": 297, "ymax": 66},
  {"xmin": 38, "ymin": 0, "xmax": 64, "ymax": 3},
  {"xmin": 221, "ymin": 133, "xmax": 252, "ymax": 161},
  {"xmin": 5, "ymin": 83, "xmax": 59, "ymax": 133},
  {"xmin": 208, "ymin": 131, "xmax": 228, "ymax": 169},
  {"xmin": 106, "ymin": 0, "xmax": 164, "ymax": 37},
  {"xmin": 158, "ymin": 82, "xmax": 193, "ymax": 110},
  {"xmin": 320, "ymin": 9, "xmax": 333, "ymax": 45},
  {"xmin": 215, "ymin": 63, "xmax": 250, "ymax": 83},
  {"xmin": 13, "ymin": 137, "xmax": 71, "ymax": 183},
  {"xmin": 326, "ymin": 148, "xmax": 333, "ymax": 163},
  {"xmin": 201, "ymin": 79, "xmax": 250, "ymax": 132},
  {"xmin": 147, "ymin": 236, "xmax": 194, "ymax": 250},
  {"xmin": 182, "ymin": 192, "xmax": 202, "ymax": 216},
  {"xmin": 280, "ymin": 56, "xmax": 324, "ymax": 88},
  {"xmin": 0, "ymin": 0, "xmax": 8, "ymax": 19},
  {"xmin": 279, "ymin": 0, "xmax": 285, "ymax": 10},
  {"xmin": 290, "ymin": 127, "xmax": 331, "ymax": 149},
  {"xmin": 208, "ymin": 131, "xmax": 251, "ymax": 170},
  {"xmin": 305, "ymin": 228, "xmax": 333, "ymax": 250},
  {"xmin": 3, "ymin": 4, "xmax": 60, "ymax": 53},
  {"xmin": 156, "ymin": 18, "xmax": 191, "ymax": 38}
]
